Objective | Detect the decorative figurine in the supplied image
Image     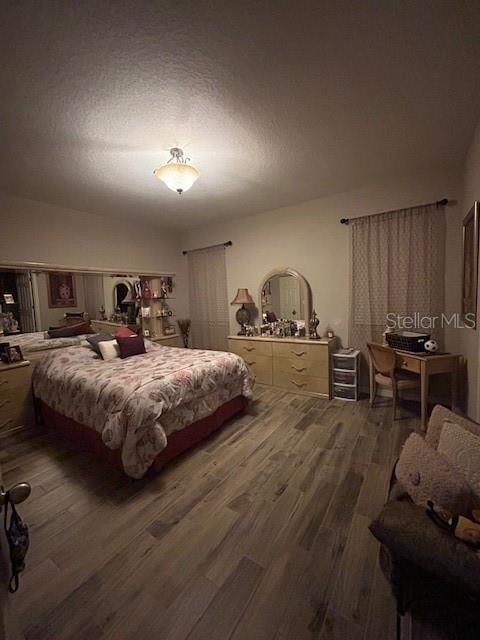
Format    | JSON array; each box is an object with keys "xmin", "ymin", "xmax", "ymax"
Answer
[
  {"xmin": 99, "ymin": 305, "xmax": 107, "ymax": 321},
  {"xmin": 142, "ymin": 283, "xmax": 152, "ymax": 300},
  {"xmin": 309, "ymin": 310, "xmax": 320, "ymax": 340}
]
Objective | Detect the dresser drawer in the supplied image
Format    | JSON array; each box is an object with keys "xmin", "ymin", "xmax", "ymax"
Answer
[
  {"xmin": 0, "ymin": 388, "xmax": 34, "ymax": 433},
  {"xmin": 0, "ymin": 365, "xmax": 33, "ymax": 391},
  {"xmin": 242, "ymin": 354, "xmax": 272, "ymax": 385},
  {"xmin": 274, "ymin": 355, "xmax": 328, "ymax": 378},
  {"xmin": 273, "ymin": 370, "xmax": 329, "ymax": 396},
  {"xmin": 395, "ymin": 355, "xmax": 421, "ymax": 374},
  {"xmin": 228, "ymin": 339, "xmax": 273, "ymax": 358},
  {"xmin": 272, "ymin": 341, "xmax": 328, "ymax": 364}
]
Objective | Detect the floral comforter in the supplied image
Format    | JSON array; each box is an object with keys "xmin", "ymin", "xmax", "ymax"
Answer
[
  {"xmin": 8, "ymin": 331, "xmax": 88, "ymax": 353},
  {"xmin": 33, "ymin": 343, "xmax": 254, "ymax": 478}
]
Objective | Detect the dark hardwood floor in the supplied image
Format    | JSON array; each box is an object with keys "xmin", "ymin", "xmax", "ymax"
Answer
[{"xmin": 1, "ymin": 386, "xmax": 421, "ymax": 639}]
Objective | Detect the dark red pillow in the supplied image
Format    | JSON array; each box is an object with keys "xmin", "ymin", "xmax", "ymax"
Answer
[
  {"xmin": 70, "ymin": 321, "xmax": 95, "ymax": 335},
  {"xmin": 116, "ymin": 335, "xmax": 146, "ymax": 359},
  {"xmin": 115, "ymin": 326, "xmax": 136, "ymax": 338}
]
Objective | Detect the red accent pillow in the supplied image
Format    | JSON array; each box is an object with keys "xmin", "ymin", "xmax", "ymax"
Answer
[
  {"xmin": 115, "ymin": 326, "xmax": 136, "ymax": 338},
  {"xmin": 70, "ymin": 321, "xmax": 95, "ymax": 335},
  {"xmin": 116, "ymin": 335, "xmax": 146, "ymax": 359}
]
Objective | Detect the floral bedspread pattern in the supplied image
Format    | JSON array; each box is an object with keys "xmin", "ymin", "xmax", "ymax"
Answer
[
  {"xmin": 8, "ymin": 331, "xmax": 87, "ymax": 353},
  {"xmin": 33, "ymin": 343, "xmax": 254, "ymax": 478}
]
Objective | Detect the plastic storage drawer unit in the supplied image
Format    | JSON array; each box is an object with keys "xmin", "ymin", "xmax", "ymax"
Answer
[
  {"xmin": 333, "ymin": 370, "xmax": 356, "ymax": 385},
  {"xmin": 333, "ymin": 383, "xmax": 356, "ymax": 400},
  {"xmin": 332, "ymin": 355, "xmax": 356, "ymax": 370}
]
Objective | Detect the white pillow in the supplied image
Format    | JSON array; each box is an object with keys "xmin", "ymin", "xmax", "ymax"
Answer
[
  {"xmin": 99, "ymin": 339, "xmax": 120, "ymax": 361},
  {"xmin": 438, "ymin": 421, "xmax": 480, "ymax": 503}
]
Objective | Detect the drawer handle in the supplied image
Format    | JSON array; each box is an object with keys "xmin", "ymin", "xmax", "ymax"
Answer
[
  {"xmin": 291, "ymin": 380, "xmax": 306, "ymax": 388},
  {"xmin": 244, "ymin": 346, "xmax": 255, "ymax": 352},
  {"xmin": 0, "ymin": 418, "xmax": 13, "ymax": 430},
  {"xmin": 291, "ymin": 365, "xmax": 306, "ymax": 372},
  {"xmin": 0, "ymin": 399, "xmax": 11, "ymax": 409},
  {"xmin": 291, "ymin": 350, "xmax": 307, "ymax": 357},
  {"xmin": 245, "ymin": 361, "xmax": 256, "ymax": 366}
]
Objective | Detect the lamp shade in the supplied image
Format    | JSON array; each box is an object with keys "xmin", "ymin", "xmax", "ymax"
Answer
[
  {"xmin": 121, "ymin": 287, "xmax": 136, "ymax": 304},
  {"xmin": 154, "ymin": 162, "xmax": 200, "ymax": 195},
  {"xmin": 230, "ymin": 288, "xmax": 254, "ymax": 305}
]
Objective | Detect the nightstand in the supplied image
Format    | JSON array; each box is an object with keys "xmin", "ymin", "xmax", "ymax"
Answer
[
  {"xmin": 150, "ymin": 334, "xmax": 182, "ymax": 348},
  {"xmin": 0, "ymin": 360, "xmax": 34, "ymax": 437}
]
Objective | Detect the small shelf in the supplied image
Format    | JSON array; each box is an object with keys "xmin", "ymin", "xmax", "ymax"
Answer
[{"xmin": 140, "ymin": 275, "xmax": 177, "ymax": 339}]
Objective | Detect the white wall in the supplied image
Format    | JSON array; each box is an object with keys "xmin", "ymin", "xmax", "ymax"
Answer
[
  {"xmin": 182, "ymin": 169, "xmax": 461, "ymax": 348},
  {"xmin": 0, "ymin": 192, "xmax": 188, "ymax": 319},
  {"xmin": 457, "ymin": 119, "xmax": 480, "ymax": 420}
]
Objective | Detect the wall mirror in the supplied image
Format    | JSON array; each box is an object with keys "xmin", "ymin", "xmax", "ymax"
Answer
[
  {"xmin": 259, "ymin": 268, "xmax": 311, "ymax": 322},
  {"xmin": 0, "ymin": 263, "xmax": 171, "ymax": 334}
]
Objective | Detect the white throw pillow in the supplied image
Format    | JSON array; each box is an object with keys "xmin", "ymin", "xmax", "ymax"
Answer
[
  {"xmin": 99, "ymin": 339, "xmax": 120, "ymax": 361},
  {"xmin": 438, "ymin": 421, "xmax": 480, "ymax": 504}
]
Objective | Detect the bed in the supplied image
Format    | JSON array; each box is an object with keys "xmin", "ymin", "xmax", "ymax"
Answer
[{"xmin": 33, "ymin": 342, "xmax": 253, "ymax": 478}]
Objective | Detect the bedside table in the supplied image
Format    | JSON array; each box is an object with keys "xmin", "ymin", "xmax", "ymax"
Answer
[
  {"xmin": 149, "ymin": 334, "xmax": 182, "ymax": 347},
  {"xmin": 0, "ymin": 360, "xmax": 34, "ymax": 437}
]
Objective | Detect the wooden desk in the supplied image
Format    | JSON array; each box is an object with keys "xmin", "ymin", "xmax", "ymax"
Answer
[{"xmin": 394, "ymin": 349, "xmax": 460, "ymax": 428}]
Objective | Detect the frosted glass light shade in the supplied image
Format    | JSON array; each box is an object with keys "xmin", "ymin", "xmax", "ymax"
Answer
[{"xmin": 154, "ymin": 162, "xmax": 200, "ymax": 195}]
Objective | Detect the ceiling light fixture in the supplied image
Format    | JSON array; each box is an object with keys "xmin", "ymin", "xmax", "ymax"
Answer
[{"xmin": 153, "ymin": 147, "xmax": 200, "ymax": 195}]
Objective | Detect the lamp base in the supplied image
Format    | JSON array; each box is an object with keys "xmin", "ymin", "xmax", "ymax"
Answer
[{"xmin": 235, "ymin": 304, "xmax": 250, "ymax": 336}]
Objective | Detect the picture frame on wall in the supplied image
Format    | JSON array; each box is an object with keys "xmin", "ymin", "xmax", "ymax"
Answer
[
  {"xmin": 48, "ymin": 272, "xmax": 77, "ymax": 308},
  {"xmin": 462, "ymin": 202, "xmax": 479, "ymax": 328}
]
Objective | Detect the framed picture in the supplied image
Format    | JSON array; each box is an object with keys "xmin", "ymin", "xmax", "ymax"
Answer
[
  {"xmin": 48, "ymin": 272, "xmax": 76, "ymax": 308},
  {"xmin": 3, "ymin": 345, "xmax": 23, "ymax": 364},
  {"xmin": 462, "ymin": 202, "xmax": 479, "ymax": 328},
  {"xmin": 3, "ymin": 293, "xmax": 15, "ymax": 305}
]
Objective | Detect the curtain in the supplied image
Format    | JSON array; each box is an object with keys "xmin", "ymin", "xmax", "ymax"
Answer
[
  {"xmin": 15, "ymin": 271, "xmax": 36, "ymax": 332},
  {"xmin": 188, "ymin": 245, "xmax": 229, "ymax": 351},
  {"xmin": 349, "ymin": 203, "xmax": 446, "ymax": 350}
]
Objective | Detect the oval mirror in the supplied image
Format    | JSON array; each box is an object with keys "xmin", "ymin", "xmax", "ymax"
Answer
[{"xmin": 259, "ymin": 268, "xmax": 311, "ymax": 323}]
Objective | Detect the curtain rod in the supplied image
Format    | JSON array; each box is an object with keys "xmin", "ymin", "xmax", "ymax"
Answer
[
  {"xmin": 339, "ymin": 198, "xmax": 449, "ymax": 225},
  {"xmin": 182, "ymin": 240, "xmax": 232, "ymax": 255}
]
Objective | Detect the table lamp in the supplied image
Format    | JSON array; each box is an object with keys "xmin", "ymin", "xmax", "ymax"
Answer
[{"xmin": 230, "ymin": 288, "xmax": 254, "ymax": 335}]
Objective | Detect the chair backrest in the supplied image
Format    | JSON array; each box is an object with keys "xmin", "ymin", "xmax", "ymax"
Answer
[{"xmin": 367, "ymin": 342, "xmax": 396, "ymax": 377}]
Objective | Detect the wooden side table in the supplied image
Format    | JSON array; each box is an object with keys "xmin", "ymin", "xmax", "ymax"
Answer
[
  {"xmin": 394, "ymin": 350, "xmax": 460, "ymax": 428},
  {"xmin": 149, "ymin": 334, "xmax": 182, "ymax": 348}
]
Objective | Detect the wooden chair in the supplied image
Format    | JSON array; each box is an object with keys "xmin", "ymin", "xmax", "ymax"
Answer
[{"xmin": 367, "ymin": 343, "xmax": 421, "ymax": 419}]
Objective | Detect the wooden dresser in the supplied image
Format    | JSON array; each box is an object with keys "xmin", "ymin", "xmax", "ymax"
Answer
[
  {"xmin": 0, "ymin": 361, "xmax": 34, "ymax": 437},
  {"xmin": 227, "ymin": 335, "xmax": 335, "ymax": 398}
]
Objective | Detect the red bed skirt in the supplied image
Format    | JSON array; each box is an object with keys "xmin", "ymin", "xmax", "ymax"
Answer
[{"xmin": 38, "ymin": 395, "xmax": 248, "ymax": 475}]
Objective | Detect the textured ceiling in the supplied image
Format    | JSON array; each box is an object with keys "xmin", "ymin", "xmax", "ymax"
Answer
[{"xmin": 1, "ymin": 1, "xmax": 480, "ymax": 229}]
